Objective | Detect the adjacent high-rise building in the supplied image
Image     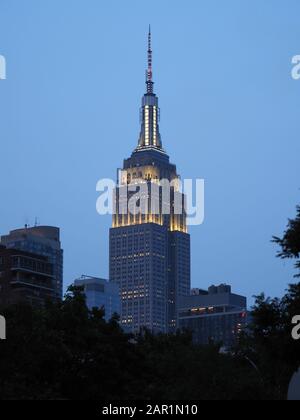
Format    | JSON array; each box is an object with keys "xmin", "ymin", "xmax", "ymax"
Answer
[
  {"xmin": 0, "ymin": 245, "xmax": 56, "ymax": 307},
  {"xmin": 109, "ymin": 28, "xmax": 190, "ymax": 333},
  {"xmin": 1, "ymin": 226, "xmax": 63, "ymax": 300}
]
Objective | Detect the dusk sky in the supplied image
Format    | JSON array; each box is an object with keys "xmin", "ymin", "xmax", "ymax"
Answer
[{"xmin": 1, "ymin": 0, "xmax": 300, "ymax": 304}]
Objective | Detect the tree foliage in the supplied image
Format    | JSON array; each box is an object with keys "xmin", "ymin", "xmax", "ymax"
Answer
[
  {"xmin": 0, "ymin": 287, "xmax": 263, "ymax": 400},
  {"xmin": 236, "ymin": 204, "xmax": 300, "ymax": 399},
  {"xmin": 236, "ymin": 284, "xmax": 300, "ymax": 400},
  {"xmin": 273, "ymin": 205, "xmax": 300, "ymax": 276}
]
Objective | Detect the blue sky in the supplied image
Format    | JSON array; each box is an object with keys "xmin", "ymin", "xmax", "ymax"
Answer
[{"xmin": 0, "ymin": 0, "xmax": 299, "ymax": 304}]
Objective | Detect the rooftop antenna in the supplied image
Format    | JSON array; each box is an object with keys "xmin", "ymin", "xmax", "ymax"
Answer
[{"xmin": 146, "ymin": 25, "xmax": 154, "ymax": 94}]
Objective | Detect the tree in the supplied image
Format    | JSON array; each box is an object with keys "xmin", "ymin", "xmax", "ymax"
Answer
[
  {"xmin": 273, "ymin": 205, "xmax": 300, "ymax": 277},
  {"xmin": 0, "ymin": 286, "xmax": 146, "ymax": 400},
  {"xmin": 0, "ymin": 286, "xmax": 264, "ymax": 400},
  {"xmin": 236, "ymin": 204, "xmax": 300, "ymax": 400},
  {"xmin": 237, "ymin": 286, "xmax": 300, "ymax": 400}
]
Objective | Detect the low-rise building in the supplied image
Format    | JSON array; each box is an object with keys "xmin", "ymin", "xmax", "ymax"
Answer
[
  {"xmin": 178, "ymin": 284, "xmax": 247, "ymax": 348},
  {"xmin": 74, "ymin": 275, "xmax": 120, "ymax": 321}
]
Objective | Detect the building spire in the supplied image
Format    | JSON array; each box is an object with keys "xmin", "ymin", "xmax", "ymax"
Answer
[
  {"xmin": 136, "ymin": 26, "xmax": 163, "ymax": 151},
  {"xmin": 146, "ymin": 25, "xmax": 154, "ymax": 94}
]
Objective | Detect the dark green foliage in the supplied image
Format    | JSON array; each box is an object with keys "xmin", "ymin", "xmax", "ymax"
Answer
[
  {"xmin": 0, "ymin": 287, "xmax": 263, "ymax": 400},
  {"xmin": 273, "ymin": 205, "xmax": 300, "ymax": 276},
  {"xmin": 236, "ymin": 205, "xmax": 300, "ymax": 400},
  {"xmin": 236, "ymin": 284, "xmax": 300, "ymax": 400}
]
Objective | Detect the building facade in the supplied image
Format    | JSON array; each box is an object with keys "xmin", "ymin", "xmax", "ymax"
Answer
[
  {"xmin": 0, "ymin": 245, "xmax": 56, "ymax": 307},
  {"xmin": 109, "ymin": 29, "xmax": 190, "ymax": 333},
  {"xmin": 1, "ymin": 226, "xmax": 63, "ymax": 300},
  {"xmin": 178, "ymin": 284, "xmax": 247, "ymax": 348},
  {"xmin": 74, "ymin": 275, "xmax": 120, "ymax": 321}
]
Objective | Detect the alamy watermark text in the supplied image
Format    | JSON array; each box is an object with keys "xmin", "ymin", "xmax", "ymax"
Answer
[
  {"xmin": 96, "ymin": 172, "xmax": 205, "ymax": 226},
  {"xmin": 291, "ymin": 55, "xmax": 300, "ymax": 80},
  {"xmin": 0, "ymin": 315, "xmax": 6, "ymax": 340},
  {"xmin": 292, "ymin": 316, "xmax": 300, "ymax": 340},
  {"xmin": 0, "ymin": 54, "xmax": 6, "ymax": 80}
]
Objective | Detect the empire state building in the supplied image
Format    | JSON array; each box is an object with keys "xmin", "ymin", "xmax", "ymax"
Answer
[{"xmin": 109, "ymin": 28, "xmax": 190, "ymax": 333}]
